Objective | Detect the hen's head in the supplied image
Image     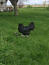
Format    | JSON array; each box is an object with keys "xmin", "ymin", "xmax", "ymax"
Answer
[{"xmin": 18, "ymin": 24, "xmax": 24, "ymax": 28}]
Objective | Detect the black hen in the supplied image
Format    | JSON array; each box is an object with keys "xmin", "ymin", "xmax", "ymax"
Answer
[{"xmin": 18, "ymin": 22, "xmax": 35, "ymax": 35}]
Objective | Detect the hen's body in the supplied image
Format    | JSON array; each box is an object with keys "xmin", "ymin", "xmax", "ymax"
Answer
[{"xmin": 18, "ymin": 22, "xmax": 35, "ymax": 35}]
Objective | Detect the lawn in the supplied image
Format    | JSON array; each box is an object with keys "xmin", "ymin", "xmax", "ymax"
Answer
[{"xmin": 0, "ymin": 8, "xmax": 49, "ymax": 65}]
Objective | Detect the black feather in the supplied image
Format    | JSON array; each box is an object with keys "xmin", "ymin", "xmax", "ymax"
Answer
[{"xmin": 18, "ymin": 22, "xmax": 35, "ymax": 35}]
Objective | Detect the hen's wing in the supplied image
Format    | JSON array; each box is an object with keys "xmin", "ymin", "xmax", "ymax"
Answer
[
  {"xmin": 23, "ymin": 26, "xmax": 30, "ymax": 32},
  {"xmin": 22, "ymin": 26, "xmax": 30, "ymax": 35}
]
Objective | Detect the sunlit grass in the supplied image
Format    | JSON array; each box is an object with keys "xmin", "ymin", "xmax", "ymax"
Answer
[{"xmin": 0, "ymin": 8, "xmax": 49, "ymax": 65}]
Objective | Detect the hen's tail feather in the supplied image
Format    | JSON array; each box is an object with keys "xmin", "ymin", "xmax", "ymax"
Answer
[{"xmin": 29, "ymin": 22, "xmax": 35, "ymax": 30}]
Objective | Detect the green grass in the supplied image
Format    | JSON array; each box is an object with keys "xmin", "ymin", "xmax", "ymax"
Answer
[{"xmin": 0, "ymin": 8, "xmax": 49, "ymax": 65}]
